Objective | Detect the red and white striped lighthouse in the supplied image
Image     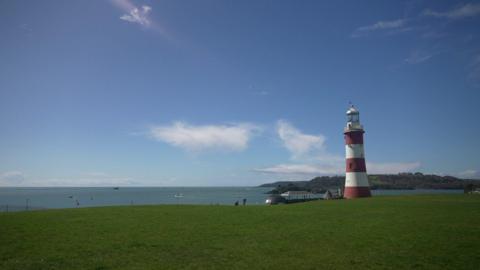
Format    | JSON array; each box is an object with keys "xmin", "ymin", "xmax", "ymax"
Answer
[{"xmin": 343, "ymin": 105, "xmax": 371, "ymax": 199}]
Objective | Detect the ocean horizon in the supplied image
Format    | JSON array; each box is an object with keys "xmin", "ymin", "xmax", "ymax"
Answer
[{"xmin": 0, "ymin": 187, "xmax": 463, "ymax": 212}]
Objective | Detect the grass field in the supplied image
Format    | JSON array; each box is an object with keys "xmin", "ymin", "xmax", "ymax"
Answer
[{"xmin": 1, "ymin": 195, "xmax": 479, "ymax": 269}]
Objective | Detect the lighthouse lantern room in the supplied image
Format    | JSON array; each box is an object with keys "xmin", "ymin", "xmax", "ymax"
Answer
[{"xmin": 343, "ymin": 105, "xmax": 371, "ymax": 199}]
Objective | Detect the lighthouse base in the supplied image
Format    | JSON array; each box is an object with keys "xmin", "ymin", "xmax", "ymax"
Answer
[{"xmin": 344, "ymin": 186, "xmax": 371, "ymax": 199}]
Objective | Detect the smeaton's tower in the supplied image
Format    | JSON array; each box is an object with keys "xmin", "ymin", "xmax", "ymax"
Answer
[{"xmin": 343, "ymin": 105, "xmax": 371, "ymax": 198}]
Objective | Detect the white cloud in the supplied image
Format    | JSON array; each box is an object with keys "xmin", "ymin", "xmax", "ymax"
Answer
[
  {"xmin": 255, "ymin": 164, "xmax": 342, "ymax": 175},
  {"xmin": 424, "ymin": 3, "xmax": 480, "ymax": 19},
  {"xmin": 352, "ymin": 19, "xmax": 407, "ymax": 38},
  {"xmin": 111, "ymin": 0, "xmax": 172, "ymax": 40},
  {"xmin": 149, "ymin": 122, "xmax": 260, "ymax": 152},
  {"xmin": 360, "ymin": 19, "xmax": 406, "ymax": 31},
  {"xmin": 257, "ymin": 121, "xmax": 422, "ymax": 177},
  {"xmin": 42, "ymin": 176, "xmax": 135, "ymax": 187},
  {"xmin": 0, "ymin": 171, "xmax": 25, "ymax": 185},
  {"xmin": 456, "ymin": 169, "xmax": 480, "ymax": 179},
  {"xmin": 255, "ymin": 161, "xmax": 421, "ymax": 176},
  {"xmin": 277, "ymin": 120, "xmax": 325, "ymax": 159},
  {"xmin": 0, "ymin": 171, "xmax": 136, "ymax": 187},
  {"xmin": 119, "ymin": 5, "xmax": 152, "ymax": 26},
  {"xmin": 272, "ymin": 121, "xmax": 342, "ymax": 173}
]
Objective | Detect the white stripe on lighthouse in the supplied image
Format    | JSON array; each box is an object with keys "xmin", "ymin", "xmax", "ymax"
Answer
[
  {"xmin": 345, "ymin": 172, "xmax": 369, "ymax": 187},
  {"xmin": 345, "ymin": 144, "xmax": 364, "ymax": 159}
]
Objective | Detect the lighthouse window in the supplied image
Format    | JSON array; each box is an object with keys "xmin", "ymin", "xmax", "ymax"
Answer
[
  {"xmin": 351, "ymin": 114, "xmax": 359, "ymax": 122},
  {"xmin": 348, "ymin": 113, "xmax": 359, "ymax": 122}
]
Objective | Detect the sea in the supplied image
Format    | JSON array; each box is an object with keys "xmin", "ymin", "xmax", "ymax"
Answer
[{"xmin": 0, "ymin": 187, "xmax": 463, "ymax": 212}]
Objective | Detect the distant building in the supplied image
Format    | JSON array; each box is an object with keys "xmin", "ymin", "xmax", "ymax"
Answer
[
  {"xmin": 280, "ymin": 191, "xmax": 315, "ymax": 200},
  {"xmin": 324, "ymin": 189, "xmax": 343, "ymax": 200},
  {"xmin": 324, "ymin": 190, "xmax": 332, "ymax": 200},
  {"xmin": 464, "ymin": 183, "xmax": 480, "ymax": 194},
  {"xmin": 265, "ymin": 191, "xmax": 320, "ymax": 205}
]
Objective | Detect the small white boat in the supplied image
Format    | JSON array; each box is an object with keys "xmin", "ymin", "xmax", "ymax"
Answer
[{"xmin": 174, "ymin": 193, "xmax": 184, "ymax": 198}]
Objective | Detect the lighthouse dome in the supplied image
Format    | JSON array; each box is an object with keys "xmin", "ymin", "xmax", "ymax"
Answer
[
  {"xmin": 346, "ymin": 106, "xmax": 359, "ymax": 115},
  {"xmin": 346, "ymin": 105, "xmax": 361, "ymax": 126}
]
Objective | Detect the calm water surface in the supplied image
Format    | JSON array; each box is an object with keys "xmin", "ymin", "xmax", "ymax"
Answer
[{"xmin": 0, "ymin": 187, "xmax": 463, "ymax": 211}]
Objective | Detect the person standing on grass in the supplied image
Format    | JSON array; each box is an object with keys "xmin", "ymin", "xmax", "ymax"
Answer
[{"xmin": 242, "ymin": 198, "xmax": 247, "ymax": 205}]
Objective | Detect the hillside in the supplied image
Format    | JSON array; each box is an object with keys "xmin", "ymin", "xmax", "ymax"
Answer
[
  {"xmin": 1, "ymin": 195, "xmax": 479, "ymax": 269},
  {"xmin": 260, "ymin": 173, "xmax": 480, "ymax": 194}
]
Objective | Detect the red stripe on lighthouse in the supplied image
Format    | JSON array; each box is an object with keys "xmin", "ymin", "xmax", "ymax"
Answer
[
  {"xmin": 344, "ymin": 131, "xmax": 364, "ymax": 145},
  {"xmin": 345, "ymin": 158, "xmax": 366, "ymax": 172},
  {"xmin": 344, "ymin": 186, "xmax": 371, "ymax": 198}
]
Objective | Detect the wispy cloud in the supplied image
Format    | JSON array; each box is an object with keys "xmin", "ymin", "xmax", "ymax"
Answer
[
  {"xmin": 273, "ymin": 121, "xmax": 349, "ymax": 173},
  {"xmin": 149, "ymin": 122, "xmax": 261, "ymax": 152},
  {"xmin": 120, "ymin": 5, "xmax": 152, "ymax": 26},
  {"xmin": 468, "ymin": 54, "xmax": 480, "ymax": 85},
  {"xmin": 18, "ymin": 23, "xmax": 33, "ymax": 37},
  {"xmin": 255, "ymin": 162, "xmax": 421, "ymax": 176},
  {"xmin": 45, "ymin": 175, "xmax": 135, "ymax": 187},
  {"xmin": 456, "ymin": 169, "xmax": 480, "ymax": 179},
  {"xmin": 404, "ymin": 50, "xmax": 435, "ymax": 64},
  {"xmin": 0, "ymin": 171, "xmax": 135, "ymax": 187},
  {"xmin": 257, "ymin": 121, "xmax": 421, "ymax": 177},
  {"xmin": 255, "ymin": 163, "xmax": 342, "ymax": 175},
  {"xmin": 351, "ymin": 19, "xmax": 408, "ymax": 38},
  {"xmin": 111, "ymin": 0, "xmax": 172, "ymax": 40},
  {"xmin": 353, "ymin": 4, "xmax": 480, "ymax": 39},
  {"xmin": 277, "ymin": 120, "xmax": 325, "ymax": 159},
  {"xmin": 248, "ymin": 84, "xmax": 270, "ymax": 96},
  {"xmin": 421, "ymin": 31, "xmax": 448, "ymax": 39},
  {"xmin": 0, "ymin": 171, "xmax": 25, "ymax": 185},
  {"xmin": 424, "ymin": 3, "xmax": 480, "ymax": 19},
  {"xmin": 252, "ymin": 90, "xmax": 269, "ymax": 96},
  {"xmin": 112, "ymin": 0, "xmax": 152, "ymax": 27}
]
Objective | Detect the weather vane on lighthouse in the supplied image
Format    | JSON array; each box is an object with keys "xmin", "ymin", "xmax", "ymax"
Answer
[{"xmin": 343, "ymin": 104, "xmax": 371, "ymax": 198}]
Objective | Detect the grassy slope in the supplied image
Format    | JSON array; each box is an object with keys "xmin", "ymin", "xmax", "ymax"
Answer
[{"xmin": 1, "ymin": 195, "xmax": 479, "ymax": 270}]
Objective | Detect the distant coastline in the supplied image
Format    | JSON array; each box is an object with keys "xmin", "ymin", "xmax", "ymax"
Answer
[{"xmin": 260, "ymin": 173, "xmax": 480, "ymax": 194}]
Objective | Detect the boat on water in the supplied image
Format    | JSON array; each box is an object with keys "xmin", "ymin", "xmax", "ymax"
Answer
[
  {"xmin": 174, "ymin": 193, "xmax": 184, "ymax": 198},
  {"xmin": 113, "ymin": 187, "xmax": 119, "ymax": 190}
]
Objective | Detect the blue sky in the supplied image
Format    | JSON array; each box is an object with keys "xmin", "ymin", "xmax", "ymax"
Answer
[{"xmin": 1, "ymin": 0, "xmax": 480, "ymax": 186}]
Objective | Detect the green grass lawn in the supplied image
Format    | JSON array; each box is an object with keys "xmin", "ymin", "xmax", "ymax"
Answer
[{"xmin": 1, "ymin": 195, "xmax": 479, "ymax": 269}]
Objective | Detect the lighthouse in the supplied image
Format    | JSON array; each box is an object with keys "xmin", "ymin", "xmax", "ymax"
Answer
[{"xmin": 344, "ymin": 105, "xmax": 371, "ymax": 198}]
